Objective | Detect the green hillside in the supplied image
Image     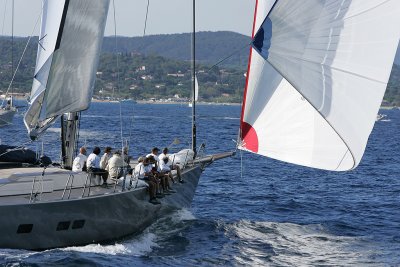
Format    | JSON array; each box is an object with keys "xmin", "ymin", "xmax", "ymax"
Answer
[
  {"xmin": 0, "ymin": 33, "xmax": 399, "ymax": 105},
  {"xmin": 102, "ymin": 31, "xmax": 251, "ymax": 68}
]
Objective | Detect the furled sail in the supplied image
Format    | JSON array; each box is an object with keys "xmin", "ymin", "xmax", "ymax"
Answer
[
  {"xmin": 240, "ymin": 0, "xmax": 400, "ymax": 171},
  {"xmin": 194, "ymin": 75, "xmax": 199, "ymax": 101},
  {"xmin": 24, "ymin": 0, "xmax": 110, "ymax": 140}
]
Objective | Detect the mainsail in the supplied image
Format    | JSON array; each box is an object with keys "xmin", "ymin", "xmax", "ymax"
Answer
[
  {"xmin": 24, "ymin": 0, "xmax": 110, "ymax": 140},
  {"xmin": 240, "ymin": 0, "xmax": 400, "ymax": 171}
]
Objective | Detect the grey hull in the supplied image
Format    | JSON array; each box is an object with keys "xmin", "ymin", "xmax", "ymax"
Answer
[{"xmin": 0, "ymin": 166, "xmax": 202, "ymax": 250}]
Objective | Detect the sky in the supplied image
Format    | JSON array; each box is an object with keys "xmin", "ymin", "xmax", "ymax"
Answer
[{"xmin": 0, "ymin": 0, "xmax": 256, "ymax": 37}]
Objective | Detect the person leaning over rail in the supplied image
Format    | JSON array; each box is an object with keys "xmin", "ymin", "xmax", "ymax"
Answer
[
  {"xmin": 135, "ymin": 157, "xmax": 160, "ymax": 205},
  {"xmin": 87, "ymin": 146, "xmax": 109, "ymax": 187},
  {"xmin": 160, "ymin": 147, "xmax": 183, "ymax": 183},
  {"xmin": 72, "ymin": 147, "xmax": 87, "ymax": 172}
]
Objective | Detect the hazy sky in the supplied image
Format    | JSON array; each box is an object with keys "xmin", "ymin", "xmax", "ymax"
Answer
[{"xmin": 0, "ymin": 0, "xmax": 256, "ymax": 37}]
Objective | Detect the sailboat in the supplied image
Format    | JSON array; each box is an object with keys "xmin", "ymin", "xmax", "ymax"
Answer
[
  {"xmin": 0, "ymin": 0, "xmax": 17, "ymax": 127},
  {"xmin": 188, "ymin": 75, "xmax": 199, "ymax": 107},
  {"xmin": 0, "ymin": 0, "xmax": 231, "ymax": 250},
  {"xmin": 239, "ymin": 0, "xmax": 400, "ymax": 171},
  {"xmin": 0, "ymin": 98, "xmax": 17, "ymax": 127}
]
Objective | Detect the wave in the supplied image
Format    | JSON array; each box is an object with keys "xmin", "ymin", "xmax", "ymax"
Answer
[
  {"xmin": 224, "ymin": 220, "xmax": 375, "ymax": 266},
  {"xmin": 59, "ymin": 209, "xmax": 195, "ymax": 257},
  {"xmin": 61, "ymin": 232, "xmax": 157, "ymax": 256}
]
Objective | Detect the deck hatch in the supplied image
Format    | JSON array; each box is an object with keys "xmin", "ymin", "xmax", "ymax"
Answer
[
  {"xmin": 56, "ymin": 221, "xmax": 71, "ymax": 231},
  {"xmin": 17, "ymin": 224, "xmax": 33, "ymax": 234},
  {"xmin": 72, "ymin": 220, "xmax": 85, "ymax": 229}
]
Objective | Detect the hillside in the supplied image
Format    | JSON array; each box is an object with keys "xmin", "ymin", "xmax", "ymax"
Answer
[
  {"xmin": 102, "ymin": 31, "xmax": 251, "ymax": 68},
  {"xmin": 0, "ymin": 33, "xmax": 399, "ymax": 105}
]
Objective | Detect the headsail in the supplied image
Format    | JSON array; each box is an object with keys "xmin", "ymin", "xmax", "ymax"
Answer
[
  {"xmin": 240, "ymin": 0, "xmax": 400, "ymax": 171},
  {"xmin": 24, "ymin": 0, "xmax": 110, "ymax": 140}
]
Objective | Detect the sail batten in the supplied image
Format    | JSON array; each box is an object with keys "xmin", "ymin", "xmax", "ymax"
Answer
[
  {"xmin": 24, "ymin": 0, "xmax": 110, "ymax": 140},
  {"xmin": 240, "ymin": 0, "xmax": 400, "ymax": 171}
]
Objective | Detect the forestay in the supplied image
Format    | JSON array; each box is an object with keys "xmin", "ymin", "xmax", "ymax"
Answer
[
  {"xmin": 240, "ymin": 0, "xmax": 400, "ymax": 171},
  {"xmin": 24, "ymin": 0, "xmax": 110, "ymax": 140}
]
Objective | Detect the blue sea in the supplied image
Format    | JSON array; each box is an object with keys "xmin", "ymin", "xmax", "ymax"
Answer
[{"xmin": 0, "ymin": 101, "xmax": 399, "ymax": 266}]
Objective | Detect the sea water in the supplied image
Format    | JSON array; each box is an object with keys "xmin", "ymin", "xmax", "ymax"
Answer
[{"xmin": 0, "ymin": 102, "xmax": 399, "ymax": 266}]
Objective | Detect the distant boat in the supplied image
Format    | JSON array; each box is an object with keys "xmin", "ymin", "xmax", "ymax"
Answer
[
  {"xmin": 0, "ymin": 103, "xmax": 17, "ymax": 127},
  {"xmin": 376, "ymin": 114, "xmax": 387, "ymax": 121},
  {"xmin": 121, "ymin": 99, "xmax": 137, "ymax": 104},
  {"xmin": 0, "ymin": 0, "xmax": 17, "ymax": 127}
]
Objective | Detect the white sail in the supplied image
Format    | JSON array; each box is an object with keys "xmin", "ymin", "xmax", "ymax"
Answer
[
  {"xmin": 189, "ymin": 75, "xmax": 199, "ymax": 107},
  {"xmin": 240, "ymin": 0, "xmax": 400, "ymax": 171},
  {"xmin": 195, "ymin": 75, "xmax": 199, "ymax": 101},
  {"xmin": 24, "ymin": 0, "xmax": 110, "ymax": 140}
]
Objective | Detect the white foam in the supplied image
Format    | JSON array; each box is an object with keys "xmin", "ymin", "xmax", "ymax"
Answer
[
  {"xmin": 172, "ymin": 208, "xmax": 196, "ymax": 222},
  {"xmin": 61, "ymin": 232, "xmax": 158, "ymax": 256},
  {"xmin": 61, "ymin": 243, "xmax": 129, "ymax": 255},
  {"xmin": 228, "ymin": 220, "xmax": 373, "ymax": 266}
]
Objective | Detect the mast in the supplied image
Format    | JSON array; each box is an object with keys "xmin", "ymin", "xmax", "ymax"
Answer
[
  {"xmin": 191, "ymin": 0, "xmax": 196, "ymax": 157},
  {"xmin": 10, "ymin": 0, "xmax": 14, "ymax": 106},
  {"xmin": 61, "ymin": 112, "xmax": 80, "ymax": 170}
]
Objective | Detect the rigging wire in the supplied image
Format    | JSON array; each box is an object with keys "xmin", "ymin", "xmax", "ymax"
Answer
[
  {"xmin": 1, "ymin": 4, "xmax": 42, "ymax": 107},
  {"xmin": 112, "ymin": 0, "xmax": 125, "ymax": 154},
  {"xmin": 1, "ymin": 0, "xmax": 8, "ymax": 37},
  {"xmin": 143, "ymin": 0, "xmax": 150, "ymax": 37},
  {"xmin": 207, "ymin": 42, "xmax": 251, "ymax": 72}
]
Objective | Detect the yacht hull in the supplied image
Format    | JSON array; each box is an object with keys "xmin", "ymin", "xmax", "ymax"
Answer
[{"xmin": 0, "ymin": 166, "xmax": 202, "ymax": 250}]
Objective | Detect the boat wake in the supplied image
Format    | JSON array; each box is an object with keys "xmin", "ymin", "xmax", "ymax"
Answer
[
  {"xmin": 62, "ymin": 209, "xmax": 196, "ymax": 257},
  {"xmin": 61, "ymin": 233, "xmax": 157, "ymax": 256},
  {"xmin": 224, "ymin": 220, "xmax": 375, "ymax": 266}
]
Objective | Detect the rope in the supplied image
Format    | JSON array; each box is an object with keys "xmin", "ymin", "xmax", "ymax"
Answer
[
  {"xmin": 1, "ymin": 6, "xmax": 42, "ymax": 107},
  {"xmin": 207, "ymin": 42, "xmax": 251, "ymax": 72},
  {"xmin": 143, "ymin": 0, "xmax": 150, "ymax": 37}
]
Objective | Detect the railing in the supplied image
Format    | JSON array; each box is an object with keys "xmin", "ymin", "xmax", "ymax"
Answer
[{"xmin": 29, "ymin": 166, "xmax": 46, "ymax": 203}]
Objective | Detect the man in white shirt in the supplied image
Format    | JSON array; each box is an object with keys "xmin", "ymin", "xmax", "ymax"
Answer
[
  {"xmin": 72, "ymin": 147, "xmax": 87, "ymax": 172},
  {"xmin": 159, "ymin": 156, "xmax": 176, "ymax": 193},
  {"xmin": 146, "ymin": 147, "xmax": 160, "ymax": 171},
  {"xmin": 87, "ymin": 147, "xmax": 109, "ymax": 186},
  {"xmin": 160, "ymin": 147, "xmax": 183, "ymax": 183},
  {"xmin": 134, "ymin": 157, "xmax": 159, "ymax": 204}
]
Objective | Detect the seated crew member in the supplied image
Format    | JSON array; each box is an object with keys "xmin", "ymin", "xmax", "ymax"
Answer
[
  {"xmin": 72, "ymin": 147, "xmax": 87, "ymax": 172},
  {"xmin": 86, "ymin": 146, "xmax": 109, "ymax": 186},
  {"xmin": 147, "ymin": 154, "xmax": 169, "ymax": 196},
  {"xmin": 135, "ymin": 157, "xmax": 160, "ymax": 204},
  {"xmin": 106, "ymin": 150, "xmax": 124, "ymax": 180},
  {"xmin": 146, "ymin": 147, "xmax": 160, "ymax": 170},
  {"xmin": 100, "ymin": 146, "xmax": 112, "ymax": 170},
  {"xmin": 160, "ymin": 147, "xmax": 183, "ymax": 183},
  {"xmin": 159, "ymin": 156, "xmax": 176, "ymax": 193}
]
